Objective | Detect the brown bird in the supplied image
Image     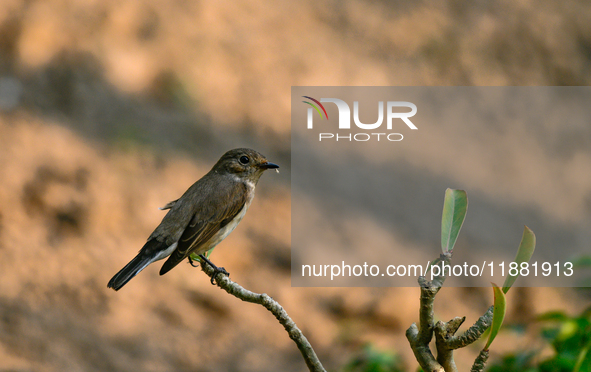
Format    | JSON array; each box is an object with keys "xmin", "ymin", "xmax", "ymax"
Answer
[{"xmin": 107, "ymin": 148, "xmax": 279, "ymax": 291}]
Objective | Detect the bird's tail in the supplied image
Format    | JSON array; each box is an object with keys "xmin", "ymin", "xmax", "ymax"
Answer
[{"xmin": 107, "ymin": 253, "xmax": 153, "ymax": 291}]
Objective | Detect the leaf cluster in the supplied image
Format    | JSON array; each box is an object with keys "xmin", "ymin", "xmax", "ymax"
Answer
[{"xmin": 489, "ymin": 306, "xmax": 591, "ymax": 372}]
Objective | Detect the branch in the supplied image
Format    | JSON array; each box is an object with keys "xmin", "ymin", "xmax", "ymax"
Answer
[
  {"xmin": 199, "ymin": 261, "xmax": 326, "ymax": 372},
  {"xmin": 428, "ymin": 295, "xmax": 494, "ymax": 372},
  {"xmin": 433, "ymin": 305, "xmax": 494, "ymax": 372},
  {"xmin": 470, "ymin": 350, "xmax": 489, "ymax": 372},
  {"xmin": 406, "ymin": 324, "xmax": 445, "ymax": 372},
  {"xmin": 434, "ymin": 317, "xmax": 465, "ymax": 372},
  {"xmin": 417, "ymin": 276, "xmax": 441, "ymax": 343},
  {"xmin": 406, "ymin": 254, "xmax": 452, "ymax": 372},
  {"xmin": 447, "ymin": 306, "xmax": 494, "ymax": 350}
]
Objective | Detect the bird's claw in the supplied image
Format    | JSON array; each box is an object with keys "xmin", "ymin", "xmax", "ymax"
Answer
[
  {"xmin": 192, "ymin": 254, "xmax": 230, "ymax": 285},
  {"xmin": 209, "ymin": 266, "xmax": 229, "ymax": 285},
  {"xmin": 187, "ymin": 256, "xmax": 200, "ymax": 268}
]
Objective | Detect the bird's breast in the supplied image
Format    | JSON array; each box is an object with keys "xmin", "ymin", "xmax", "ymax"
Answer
[{"xmin": 199, "ymin": 184, "xmax": 255, "ymax": 253}]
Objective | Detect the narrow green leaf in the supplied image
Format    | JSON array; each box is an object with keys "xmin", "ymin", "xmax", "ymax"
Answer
[
  {"xmin": 502, "ymin": 226, "xmax": 536, "ymax": 293},
  {"xmin": 189, "ymin": 248, "xmax": 214, "ymax": 262},
  {"xmin": 484, "ymin": 283, "xmax": 507, "ymax": 351},
  {"xmin": 441, "ymin": 188, "xmax": 468, "ymax": 253},
  {"xmin": 537, "ymin": 311, "xmax": 568, "ymax": 322},
  {"xmin": 573, "ymin": 337, "xmax": 591, "ymax": 372}
]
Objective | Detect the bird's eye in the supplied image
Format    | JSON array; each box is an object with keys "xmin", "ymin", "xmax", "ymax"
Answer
[{"xmin": 239, "ymin": 155, "xmax": 250, "ymax": 165}]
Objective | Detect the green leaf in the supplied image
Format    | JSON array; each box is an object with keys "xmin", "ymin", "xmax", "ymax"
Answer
[
  {"xmin": 573, "ymin": 337, "xmax": 591, "ymax": 372},
  {"xmin": 537, "ymin": 311, "xmax": 569, "ymax": 322},
  {"xmin": 188, "ymin": 248, "xmax": 213, "ymax": 262},
  {"xmin": 572, "ymin": 255, "xmax": 591, "ymax": 268},
  {"xmin": 441, "ymin": 188, "xmax": 468, "ymax": 254},
  {"xmin": 484, "ymin": 283, "xmax": 507, "ymax": 351},
  {"xmin": 502, "ymin": 226, "xmax": 536, "ymax": 293}
]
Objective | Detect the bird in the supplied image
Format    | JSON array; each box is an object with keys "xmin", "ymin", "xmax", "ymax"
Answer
[{"xmin": 107, "ymin": 148, "xmax": 279, "ymax": 291}]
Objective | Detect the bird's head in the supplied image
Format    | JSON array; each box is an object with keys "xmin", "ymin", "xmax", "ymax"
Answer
[{"xmin": 212, "ymin": 148, "xmax": 279, "ymax": 182}]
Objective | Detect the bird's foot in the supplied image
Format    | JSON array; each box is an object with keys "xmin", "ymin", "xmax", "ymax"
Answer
[
  {"xmin": 188, "ymin": 256, "xmax": 200, "ymax": 268},
  {"xmin": 198, "ymin": 254, "xmax": 230, "ymax": 285},
  {"xmin": 209, "ymin": 266, "xmax": 230, "ymax": 285}
]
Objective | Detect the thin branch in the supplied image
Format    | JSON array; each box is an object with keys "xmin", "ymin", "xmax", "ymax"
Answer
[
  {"xmin": 432, "ymin": 304, "xmax": 494, "ymax": 372},
  {"xmin": 406, "ymin": 324, "xmax": 445, "ymax": 372},
  {"xmin": 447, "ymin": 306, "xmax": 494, "ymax": 350},
  {"xmin": 434, "ymin": 318, "xmax": 465, "ymax": 372},
  {"xmin": 199, "ymin": 261, "xmax": 326, "ymax": 372},
  {"xmin": 417, "ymin": 276, "xmax": 440, "ymax": 344},
  {"xmin": 406, "ymin": 254, "xmax": 452, "ymax": 372},
  {"xmin": 470, "ymin": 350, "xmax": 489, "ymax": 372},
  {"xmin": 417, "ymin": 253, "xmax": 451, "ymax": 344}
]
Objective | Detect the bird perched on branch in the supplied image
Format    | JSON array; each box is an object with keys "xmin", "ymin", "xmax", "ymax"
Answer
[{"xmin": 108, "ymin": 148, "xmax": 279, "ymax": 291}]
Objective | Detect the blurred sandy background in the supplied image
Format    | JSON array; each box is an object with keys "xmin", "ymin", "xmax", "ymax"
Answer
[{"xmin": 0, "ymin": 1, "xmax": 590, "ymax": 371}]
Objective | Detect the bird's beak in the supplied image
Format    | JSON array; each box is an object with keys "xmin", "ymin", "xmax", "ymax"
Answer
[{"xmin": 259, "ymin": 161, "xmax": 279, "ymax": 170}]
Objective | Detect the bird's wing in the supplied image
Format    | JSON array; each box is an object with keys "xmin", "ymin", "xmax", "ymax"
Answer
[
  {"xmin": 159, "ymin": 182, "xmax": 248, "ymax": 275},
  {"xmin": 159, "ymin": 199, "xmax": 178, "ymax": 210}
]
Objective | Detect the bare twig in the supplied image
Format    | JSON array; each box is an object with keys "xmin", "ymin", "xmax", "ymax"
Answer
[
  {"xmin": 200, "ymin": 261, "xmax": 326, "ymax": 372},
  {"xmin": 406, "ymin": 254, "xmax": 452, "ymax": 372},
  {"xmin": 417, "ymin": 276, "xmax": 440, "ymax": 344},
  {"xmin": 407, "ymin": 253, "xmax": 495, "ymax": 372},
  {"xmin": 470, "ymin": 350, "xmax": 489, "ymax": 372},
  {"xmin": 448, "ymin": 306, "xmax": 494, "ymax": 350},
  {"xmin": 406, "ymin": 324, "xmax": 445, "ymax": 372},
  {"xmin": 431, "ymin": 304, "xmax": 494, "ymax": 372},
  {"xmin": 434, "ymin": 318, "xmax": 465, "ymax": 372}
]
